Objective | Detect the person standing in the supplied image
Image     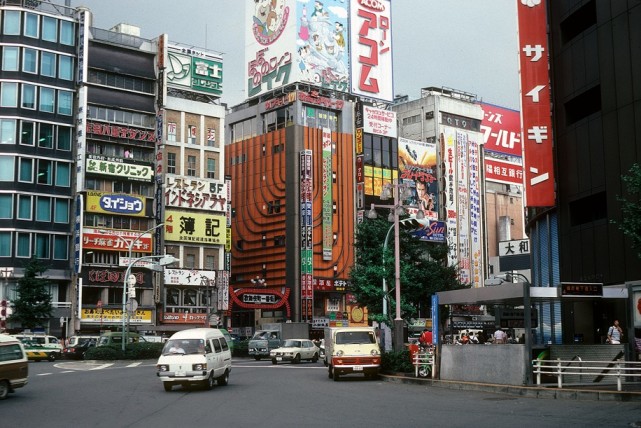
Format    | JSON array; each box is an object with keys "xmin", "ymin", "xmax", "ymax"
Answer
[
  {"xmin": 494, "ymin": 328, "xmax": 507, "ymax": 344},
  {"xmin": 607, "ymin": 319, "xmax": 623, "ymax": 344}
]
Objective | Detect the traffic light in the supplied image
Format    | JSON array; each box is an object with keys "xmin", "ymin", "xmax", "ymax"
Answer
[{"xmin": 0, "ymin": 299, "xmax": 7, "ymax": 329}]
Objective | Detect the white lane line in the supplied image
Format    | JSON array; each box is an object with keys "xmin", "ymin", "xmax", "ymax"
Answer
[
  {"xmin": 37, "ymin": 373, "xmax": 53, "ymax": 376},
  {"xmin": 89, "ymin": 363, "xmax": 114, "ymax": 370},
  {"xmin": 127, "ymin": 362, "xmax": 142, "ymax": 367}
]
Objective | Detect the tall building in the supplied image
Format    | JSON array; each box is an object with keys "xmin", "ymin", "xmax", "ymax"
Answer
[{"xmin": 0, "ymin": 0, "xmax": 77, "ymax": 335}]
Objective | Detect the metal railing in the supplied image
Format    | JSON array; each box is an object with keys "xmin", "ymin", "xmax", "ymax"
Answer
[
  {"xmin": 412, "ymin": 351, "xmax": 434, "ymax": 378},
  {"xmin": 533, "ymin": 358, "xmax": 641, "ymax": 391}
]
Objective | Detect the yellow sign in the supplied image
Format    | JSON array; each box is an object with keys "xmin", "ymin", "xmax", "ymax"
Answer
[
  {"xmin": 81, "ymin": 308, "xmax": 153, "ymax": 324},
  {"xmin": 164, "ymin": 210, "xmax": 226, "ymax": 245},
  {"xmin": 86, "ymin": 191, "xmax": 146, "ymax": 217},
  {"xmin": 225, "ymin": 228, "xmax": 232, "ymax": 252}
]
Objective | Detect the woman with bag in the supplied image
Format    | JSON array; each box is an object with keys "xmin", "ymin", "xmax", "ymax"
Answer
[{"xmin": 607, "ymin": 319, "xmax": 623, "ymax": 344}]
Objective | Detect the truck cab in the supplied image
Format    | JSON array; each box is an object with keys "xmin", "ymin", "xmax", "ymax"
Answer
[{"xmin": 324, "ymin": 327, "xmax": 381, "ymax": 381}]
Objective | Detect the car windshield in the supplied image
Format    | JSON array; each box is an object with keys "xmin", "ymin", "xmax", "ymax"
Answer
[
  {"xmin": 251, "ymin": 331, "xmax": 272, "ymax": 340},
  {"xmin": 335, "ymin": 331, "xmax": 376, "ymax": 345},
  {"xmin": 282, "ymin": 340, "xmax": 301, "ymax": 348},
  {"xmin": 162, "ymin": 339, "xmax": 206, "ymax": 355}
]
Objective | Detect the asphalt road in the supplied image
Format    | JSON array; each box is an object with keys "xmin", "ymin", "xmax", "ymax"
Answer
[{"xmin": 2, "ymin": 358, "xmax": 640, "ymax": 428}]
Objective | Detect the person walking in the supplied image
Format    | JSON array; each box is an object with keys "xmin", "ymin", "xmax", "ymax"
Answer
[{"xmin": 607, "ymin": 319, "xmax": 623, "ymax": 344}]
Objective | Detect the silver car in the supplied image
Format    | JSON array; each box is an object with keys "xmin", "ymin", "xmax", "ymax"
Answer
[{"xmin": 270, "ymin": 339, "xmax": 320, "ymax": 365}]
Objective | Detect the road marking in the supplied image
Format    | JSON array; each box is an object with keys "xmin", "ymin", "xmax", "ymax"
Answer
[
  {"xmin": 37, "ymin": 373, "xmax": 53, "ymax": 376},
  {"xmin": 127, "ymin": 362, "xmax": 142, "ymax": 367},
  {"xmin": 90, "ymin": 363, "xmax": 114, "ymax": 370}
]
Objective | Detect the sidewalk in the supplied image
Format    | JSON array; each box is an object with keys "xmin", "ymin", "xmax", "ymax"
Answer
[{"xmin": 379, "ymin": 372, "xmax": 641, "ymax": 402}]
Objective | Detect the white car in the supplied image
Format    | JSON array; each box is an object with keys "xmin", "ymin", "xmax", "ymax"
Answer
[{"xmin": 270, "ymin": 339, "xmax": 320, "ymax": 365}]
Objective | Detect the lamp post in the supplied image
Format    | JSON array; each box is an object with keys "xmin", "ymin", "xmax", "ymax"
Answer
[
  {"xmin": 121, "ymin": 254, "xmax": 179, "ymax": 351},
  {"xmin": 367, "ymin": 180, "xmax": 424, "ymax": 352}
]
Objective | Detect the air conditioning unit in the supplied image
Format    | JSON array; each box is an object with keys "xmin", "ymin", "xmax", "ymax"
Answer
[{"xmin": 425, "ymin": 111, "xmax": 434, "ymax": 119}]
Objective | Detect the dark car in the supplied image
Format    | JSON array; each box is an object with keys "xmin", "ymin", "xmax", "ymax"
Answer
[{"xmin": 62, "ymin": 339, "xmax": 96, "ymax": 360}]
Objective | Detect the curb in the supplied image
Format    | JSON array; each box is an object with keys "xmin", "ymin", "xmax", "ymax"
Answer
[{"xmin": 379, "ymin": 373, "xmax": 641, "ymax": 402}]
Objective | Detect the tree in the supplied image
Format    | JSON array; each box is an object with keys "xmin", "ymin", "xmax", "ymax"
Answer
[
  {"xmin": 614, "ymin": 163, "xmax": 641, "ymax": 259},
  {"xmin": 349, "ymin": 215, "xmax": 463, "ymax": 325},
  {"xmin": 9, "ymin": 257, "xmax": 53, "ymax": 330}
]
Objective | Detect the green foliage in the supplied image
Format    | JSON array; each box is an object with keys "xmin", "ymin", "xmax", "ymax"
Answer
[
  {"xmin": 85, "ymin": 346, "xmax": 122, "ymax": 360},
  {"xmin": 9, "ymin": 257, "xmax": 53, "ymax": 330},
  {"xmin": 85, "ymin": 342, "xmax": 163, "ymax": 360},
  {"xmin": 614, "ymin": 163, "xmax": 641, "ymax": 259},
  {"xmin": 350, "ymin": 216, "xmax": 464, "ymax": 324},
  {"xmin": 381, "ymin": 349, "xmax": 414, "ymax": 373}
]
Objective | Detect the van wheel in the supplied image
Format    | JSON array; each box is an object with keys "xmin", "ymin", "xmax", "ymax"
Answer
[
  {"xmin": 271, "ymin": 358, "xmax": 277, "ymax": 365},
  {"xmin": 203, "ymin": 373, "xmax": 215, "ymax": 390},
  {"xmin": 217, "ymin": 370, "xmax": 229, "ymax": 386},
  {"xmin": 254, "ymin": 356, "xmax": 261, "ymax": 361},
  {"xmin": 163, "ymin": 382, "xmax": 173, "ymax": 392},
  {"xmin": 293, "ymin": 354, "xmax": 301, "ymax": 364},
  {"xmin": 48, "ymin": 353, "xmax": 56, "ymax": 362},
  {"xmin": 0, "ymin": 380, "xmax": 9, "ymax": 399},
  {"xmin": 311, "ymin": 353, "xmax": 319, "ymax": 363},
  {"xmin": 333, "ymin": 369, "xmax": 340, "ymax": 381}
]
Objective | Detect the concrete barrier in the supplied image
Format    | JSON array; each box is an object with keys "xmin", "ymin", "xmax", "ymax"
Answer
[{"xmin": 440, "ymin": 344, "xmax": 527, "ymax": 385}]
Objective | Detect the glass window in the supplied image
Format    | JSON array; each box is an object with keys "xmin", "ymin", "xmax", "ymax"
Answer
[
  {"xmin": 0, "ymin": 232, "xmax": 11, "ymax": 257},
  {"xmin": 2, "ymin": 46, "xmax": 19, "ymax": 71},
  {"xmin": 19, "ymin": 158, "xmax": 33, "ymax": 182},
  {"xmin": 55, "ymin": 162, "xmax": 70, "ymax": 187},
  {"xmin": 0, "ymin": 194, "xmax": 12, "ymax": 218},
  {"xmin": 16, "ymin": 233, "xmax": 30, "ymax": 258},
  {"xmin": 59, "ymin": 55, "xmax": 73, "ymax": 80},
  {"xmin": 1, "ymin": 82, "xmax": 18, "ymax": 107},
  {"xmin": 21, "ymin": 84, "xmax": 36, "ymax": 109},
  {"xmin": 39, "ymin": 123, "xmax": 54, "ymax": 148},
  {"xmin": 17, "ymin": 195, "xmax": 32, "ymax": 220},
  {"xmin": 39, "ymin": 87, "xmax": 54, "ymax": 112},
  {"xmin": 54, "ymin": 235, "xmax": 67, "ymax": 260},
  {"xmin": 20, "ymin": 121, "xmax": 35, "ymax": 145},
  {"xmin": 60, "ymin": 20, "xmax": 74, "ymax": 46},
  {"xmin": 3, "ymin": 10, "xmax": 20, "ymax": 35},
  {"xmin": 187, "ymin": 155, "xmax": 196, "ymax": 176},
  {"xmin": 36, "ymin": 197, "xmax": 51, "ymax": 222},
  {"xmin": 23, "ymin": 48, "xmax": 37, "ymax": 73},
  {"xmin": 42, "ymin": 16, "xmax": 57, "ymax": 42},
  {"xmin": 1, "ymin": 119, "xmax": 16, "ymax": 144},
  {"xmin": 207, "ymin": 158, "xmax": 216, "ymax": 179},
  {"xmin": 35, "ymin": 234, "xmax": 50, "ymax": 259},
  {"xmin": 54, "ymin": 199, "xmax": 68, "ymax": 223},
  {"xmin": 37, "ymin": 159, "xmax": 51, "ymax": 184},
  {"xmin": 167, "ymin": 153, "xmax": 176, "ymax": 174},
  {"xmin": 24, "ymin": 12, "xmax": 39, "ymax": 38},
  {"xmin": 41, "ymin": 51, "xmax": 56, "ymax": 77},
  {"xmin": 57, "ymin": 91, "xmax": 72, "ymax": 115},
  {"xmin": 57, "ymin": 126, "xmax": 71, "ymax": 150},
  {"xmin": 0, "ymin": 157, "xmax": 14, "ymax": 181}
]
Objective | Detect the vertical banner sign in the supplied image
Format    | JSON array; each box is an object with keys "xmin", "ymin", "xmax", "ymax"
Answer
[
  {"xmin": 300, "ymin": 151, "xmax": 314, "ymax": 322},
  {"xmin": 468, "ymin": 139, "xmax": 483, "ymax": 288},
  {"xmin": 441, "ymin": 129, "xmax": 459, "ymax": 269},
  {"xmin": 456, "ymin": 131, "xmax": 470, "ymax": 285},
  {"xmin": 350, "ymin": 0, "xmax": 394, "ymax": 102},
  {"xmin": 431, "ymin": 294, "xmax": 439, "ymax": 345},
  {"xmin": 74, "ymin": 195, "xmax": 83, "ymax": 274},
  {"xmin": 322, "ymin": 128, "xmax": 333, "ymax": 260},
  {"xmin": 517, "ymin": 0, "xmax": 555, "ymax": 207}
]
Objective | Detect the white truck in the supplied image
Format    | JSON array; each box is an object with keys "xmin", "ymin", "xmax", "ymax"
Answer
[
  {"xmin": 248, "ymin": 322, "xmax": 309, "ymax": 360},
  {"xmin": 324, "ymin": 326, "xmax": 381, "ymax": 381}
]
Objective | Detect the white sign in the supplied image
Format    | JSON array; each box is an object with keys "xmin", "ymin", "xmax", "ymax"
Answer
[
  {"xmin": 164, "ymin": 269, "xmax": 217, "ymax": 286},
  {"xmin": 498, "ymin": 239, "xmax": 530, "ymax": 257}
]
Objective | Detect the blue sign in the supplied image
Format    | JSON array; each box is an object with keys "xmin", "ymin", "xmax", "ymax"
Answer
[{"xmin": 431, "ymin": 294, "xmax": 439, "ymax": 345}]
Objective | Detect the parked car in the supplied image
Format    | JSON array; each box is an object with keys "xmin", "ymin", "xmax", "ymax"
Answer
[
  {"xmin": 62, "ymin": 338, "xmax": 96, "ymax": 360},
  {"xmin": 270, "ymin": 339, "xmax": 319, "ymax": 365}
]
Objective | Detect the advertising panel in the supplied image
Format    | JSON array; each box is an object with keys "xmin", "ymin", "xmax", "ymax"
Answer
[
  {"xmin": 398, "ymin": 137, "xmax": 438, "ymax": 220},
  {"xmin": 484, "ymin": 158, "xmax": 524, "ymax": 186},
  {"xmin": 164, "ymin": 269, "xmax": 217, "ymax": 286},
  {"xmin": 361, "ymin": 105, "xmax": 396, "ymax": 138},
  {"xmin": 300, "ymin": 150, "xmax": 313, "ymax": 321},
  {"xmin": 80, "ymin": 308, "xmax": 152, "ymax": 324},
  {"xmin": 296, "ymin": 0, "xmax": 350, "ymax": 92},
  {"xmin": 517, "ymin": 0, "xmax": 555, "ymax": 207},
  {"xmin": 86, "ymin": 191, "xmax": 147, "ymax": 217},
  {"xmin": 165, "ymin": 175, "xmax": 227, "ymax": 212},
  {"xmin": 86, "ymin": 155, "xmax": 153, "ymax": 182},
  {"xmin": 468, "ymin": 137, "xmax": 483, "ymax": 287},
  {"xmin": 164, "ymin": 210, "xmax": 226, "ymax": 245},
  {"xmin": 165, "ymin": 44, "xmax": 223, "ymax": 97},
  {"xmin": 457, "ymin": 132, "xmax": 470, "ymax": 284},
  {"xmin": 322, "ymin": 127, "xmax": 333, "ymax": 260},
  {"xmin": 480, "ymin": 103, "xmax": 522, "ymax": 158},
  {"xmin": 349, "ymin": 0, "xmax": 393, "ymax": 102},
  {"xmin": 82, "ymin": 228, "xmax": 153, "ymax": 253},
  {"xmin": 246, "ymin": 0, "xmax": 297, "ymax": 98},
  {"xmin": 441, "ymin": 127, "xmax": 458, "ymax": 269}
]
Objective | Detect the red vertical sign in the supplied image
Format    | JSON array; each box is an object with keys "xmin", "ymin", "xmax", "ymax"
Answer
[{"xmin": 517, "ymin": 1, "xmax": 555, "ymax": 207}]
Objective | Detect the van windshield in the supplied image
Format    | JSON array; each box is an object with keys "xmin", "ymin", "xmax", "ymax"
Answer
[
  {"xmin": 162, "ymin": 339, "xmax": 206, "ymax": 356},
  {"xmin": 335, "ymin": 331, "xmax": 376, "ymax": 345}
]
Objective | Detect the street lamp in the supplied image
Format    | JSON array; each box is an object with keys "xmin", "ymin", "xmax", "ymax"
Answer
[
  {"xmin": 367, "ymin": 180, "xmax": 424, "ymax": 352},
  {"xmin": 121, "ymin": 254, "xmax": 179, "ymax": 351}
]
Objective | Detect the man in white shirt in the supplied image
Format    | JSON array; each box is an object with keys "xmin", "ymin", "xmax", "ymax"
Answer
[{"xmin": 494, "ymin": 328, "xmax": 507, "ymax": 344}]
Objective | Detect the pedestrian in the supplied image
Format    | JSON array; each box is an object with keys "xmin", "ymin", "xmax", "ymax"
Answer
[
  {"xmin": 493, "ymin": 327, "xmax": 507, "ymax": 344},
  {"xmin": 607, "ymin": 319, "xmax": 623, "ymax": 344}
]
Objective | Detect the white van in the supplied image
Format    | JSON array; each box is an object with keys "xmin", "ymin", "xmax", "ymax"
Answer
[
  {"xmin": 156, "ymin": 328, "xmax": 232, "ymax": 391},
  {"xmin": 0, "ymin": 334, "xmax": 28, "ymax": 399}
]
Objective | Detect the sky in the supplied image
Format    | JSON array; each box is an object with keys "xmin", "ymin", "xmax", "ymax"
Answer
[{"xmin": 70, "ymin": 0, "xmax": 520, "ymax": 110}]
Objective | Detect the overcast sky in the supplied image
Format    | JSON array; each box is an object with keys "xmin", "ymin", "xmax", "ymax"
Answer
[{"xmin": 72, "ymin": 0, "xmax": 520, "ymax": 110}]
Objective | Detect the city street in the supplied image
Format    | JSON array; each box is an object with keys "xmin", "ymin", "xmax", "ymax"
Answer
[{"xmin": 2, "ymin": 358, "xmax": 639, "ymax": 428}]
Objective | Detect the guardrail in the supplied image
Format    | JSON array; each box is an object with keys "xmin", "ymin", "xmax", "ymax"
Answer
[
  {"xmin": 533, "ymin": 358, "xmax": 641, "ymax": 391},
  {"xmin": 412, "ymin": 351, "xmax": 434, "ymax": 378}
]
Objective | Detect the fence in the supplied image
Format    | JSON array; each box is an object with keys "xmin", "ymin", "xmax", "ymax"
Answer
[
  {"xmin": 412, "ymin": 351, "xmax": 434, "ymax": 378},
  {"xmin": 532, "ymin": 358, "xmax": 641, "ymax": 391}
]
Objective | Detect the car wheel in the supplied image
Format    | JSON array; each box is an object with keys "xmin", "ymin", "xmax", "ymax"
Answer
[
  {"xmin": 203, "ymin": 372, "xmax": 215, "ymax": 390},
  {"xmin": 418, "ymin": 366, "xmax": 430, "ymax": 378},
  {"xmin": 293, "ymin": 354, "xmax": 301, "ymax": 364},
  {"xmin": 311, "ymin": 353, "xmax": 319, "ymax": 363},
  {"xmin": 217, "ymin": 370, "xmax": 229, "ymax": 386},
  {"xmin": 328, "ymin": 366, "xmax": 333, "ymax": 379},
  {"xmin": 271, "ymin": 358, "xmax": 277, "ymax": 365},
  {"xmin": 48, "ymin": 353, "xmax": 56, "ymax": 362},
  {"xmin": 0, "ymin": 380, "xmax": 9, "ymax": 400},
  {"xmin": 333, "ymin": 369, "xmax": 340, "ymax": 381},
  {"xmin": 163, "ymin": 382, "xmax": 173, "ymax": 392}
]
